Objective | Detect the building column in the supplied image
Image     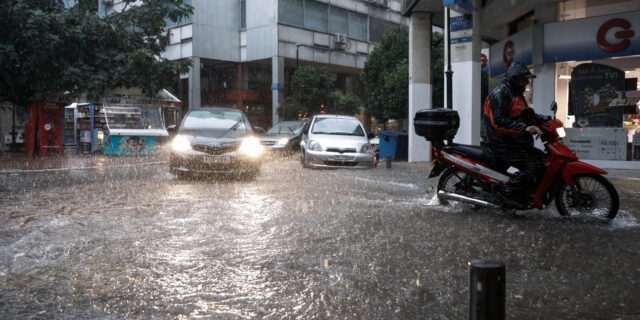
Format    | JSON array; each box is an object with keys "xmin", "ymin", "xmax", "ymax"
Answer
[
  {"xmin": 408, "ymin": 12, "xmax": 432, "ymax": 162},
  {"xmin": 532, "ymin": 3, "xmax": 557, "ymax": 119},
  {"xmin": 272, "ymin": 56, "xmax": 285, "ymax": 126},
  {"xmin": 188, "ymin": 56, "xmax": 201, "ymax": 110},
  {"xmin": 446, "ymin": 3, "xmax": 482, "ymax": 146}
]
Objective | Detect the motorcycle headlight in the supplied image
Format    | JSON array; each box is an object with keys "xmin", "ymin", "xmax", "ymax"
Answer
[
  {"xmin": 556, "ymin": 127, "xmax": 566, "ymax": 138},
  {"xmin": 172, "ymin": 135, "xmax": 192, "ymax": 152},
  {"xmin": 309, "ymin": 140, "xmax": 322, "ymax": 151},
  {"xmin": 239, "ymin": 136, "xmax": 264, "ymax": 157},
  {"xmin": 360, "ymin": 143, "xmax": 372, "ymax": 153},
  {"xmin": 277, "ymin": 137, "xmax": 289, "ymax": 146}
]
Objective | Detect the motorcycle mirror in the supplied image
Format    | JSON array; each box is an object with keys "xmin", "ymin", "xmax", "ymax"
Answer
[{"xmin": 550, "ymin": 101, "xmax": 558, "ymax": 119}]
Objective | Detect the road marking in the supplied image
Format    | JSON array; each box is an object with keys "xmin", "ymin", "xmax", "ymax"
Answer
[{"xmin": 0, "ymin": 161, "xmax": 168, "ymax": 174}]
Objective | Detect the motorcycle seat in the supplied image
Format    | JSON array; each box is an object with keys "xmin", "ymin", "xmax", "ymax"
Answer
[{"xmin": 447, "ymin": 144, "xmax": 504, "ymax": 169}]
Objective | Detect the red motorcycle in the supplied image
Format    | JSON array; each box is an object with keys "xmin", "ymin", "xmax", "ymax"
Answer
[{"xmin": 414, "ymin": 103, "xmax": 619, "ymax": 220}]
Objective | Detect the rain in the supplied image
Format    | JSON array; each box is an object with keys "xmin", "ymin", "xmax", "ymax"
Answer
[{"xmin": 1, "ymin": 153, "xmax": 639, "ymax": 319}]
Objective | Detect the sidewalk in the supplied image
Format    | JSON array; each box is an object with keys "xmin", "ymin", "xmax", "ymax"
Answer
[{"xmin": 0, "ymin": 152, "xmax": 168, "ymax": 171}]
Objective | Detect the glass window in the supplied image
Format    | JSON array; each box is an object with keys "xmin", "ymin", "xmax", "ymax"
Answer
[
  {"xmin": 267, "ymin": 121, "xmax": 306, "ymax": 135},
  {"xmin": 329, "ymin": 6, "xmax": 348, "ymax": 35},
  {"xmin": 369, "ymin": 17, "xmax": 400, "ymax": 43},
  {"xmin": 241, "ymin": 0, "xmax": 246, "ymax": 29},
  {"xmin": 311, "ymin": 118, "xmax": 365, "ymax": 136},
  {"xmin": 279, "ymin": 0, "xmax": 303, "ymax": 27},
  {"xmin": 304, "ymin": 0, "xmax": 328, "ymax": 32},
  {"xmin": 103, "ymin": 105, "xmax": 164, "ymax": 130},
  {"xmin": 201, "ymin": 59, "xmax": 237, "ymax": 107},
  {"xmin": 164, "ymin": 0, "xmax": 192, "ymax": 29},
  {"xmin": 348, "ymin": 11, "xmax": 367, "ymax": 41},
  {"xmin": 182, "ymin": 110, "xmax": 247, "ymax": 131}
]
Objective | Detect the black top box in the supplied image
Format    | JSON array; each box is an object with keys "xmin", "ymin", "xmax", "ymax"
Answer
[{"xmin": 414, "ymin": 108, "xmax": 460, "ymax": 141}]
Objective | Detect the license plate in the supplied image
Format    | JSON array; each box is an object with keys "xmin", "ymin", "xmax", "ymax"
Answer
[
  {"xmin": 332, "ymin": 155, "xmax": 353, "ymax": 161},
  {"xmin": 203, "ymin": 155, "xmax": 230, "ymax": 164}
]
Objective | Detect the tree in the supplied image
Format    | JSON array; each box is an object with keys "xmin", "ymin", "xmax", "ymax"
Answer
[
  {"xmin": 0, "ymin": 0, "xmax": 193, "ymax": 106},
  {"xmin": 278, "ymin": 66, "xmax": 361, "ymax": 120},
  {"xmin": 360, "ymin": 28, "xmax": 445, "ymax": 124}
]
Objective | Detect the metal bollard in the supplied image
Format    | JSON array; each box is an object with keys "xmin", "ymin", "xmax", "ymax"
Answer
[
  {"xmin": 386, "ymin": 154, "xmax": 392, "ymax": 168},
  {"xmin": 469, "ymin": 260, "xmax": 505, "ymax": 320}
]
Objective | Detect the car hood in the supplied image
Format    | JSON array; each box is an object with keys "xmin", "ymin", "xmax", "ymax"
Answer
[
  {"xmin": 178, "ymin": 129, "xmax": 249, "ymax": 147},
  {"xmin": 309, "ymin": 134, "xmax": 368, "ymax": 150},
  {"xmin": 260, "ymin": 133, "xmax": 293, "ymax": 142}
]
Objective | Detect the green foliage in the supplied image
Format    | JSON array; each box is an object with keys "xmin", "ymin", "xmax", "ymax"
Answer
[
  {"xmin": 0, "ymin": 0, "xmax": 193, "ymax": 106},
  {"xmin": 328, "ymin": 90, "xmax": 361, "ymax": 115},
  {"xmin": 360, "ymin": 28, "xmax": 445, "ymax": 124},
  {"xmin": 361, "ymin": 27, "xmax": 408, "ymax": 124},
  {"xmin": 278, "ymin": 66, "xmax": 363, "ymax": 120}
]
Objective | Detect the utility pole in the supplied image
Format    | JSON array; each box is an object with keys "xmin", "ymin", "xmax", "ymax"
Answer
[{"xmin": 446, "ymin": 8, "xmax": 453, "ymax": 110}]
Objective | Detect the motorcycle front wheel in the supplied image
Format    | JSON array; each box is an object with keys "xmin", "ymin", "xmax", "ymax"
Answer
[{"xmin": 555, "ymin": 174, "xmax": 619, "ymax": 220}]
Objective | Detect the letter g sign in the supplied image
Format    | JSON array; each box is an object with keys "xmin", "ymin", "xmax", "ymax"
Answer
[{"xmin": 597, "ymin": 18, "xmax": 635, "ymax": 53}]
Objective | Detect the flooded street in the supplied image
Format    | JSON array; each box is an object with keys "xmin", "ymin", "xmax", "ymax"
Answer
[{"xmin": 1, "ymin": 155, "xmax": 639, "ymax": 319}]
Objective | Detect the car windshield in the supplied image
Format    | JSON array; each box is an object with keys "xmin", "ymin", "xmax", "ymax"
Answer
[
  {"xmin": 311, "ymin": 118, "xmax": 365, "ymax": 136},
  {"xmin": 267, "ymin": 121, "xmax": 305, "ymax": 135},
  {"xmin": 181, "ymin": 110, "xmax": 246, "ymax": 131}
]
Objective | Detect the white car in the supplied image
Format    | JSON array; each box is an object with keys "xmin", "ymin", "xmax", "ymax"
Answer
[{"xmin": 300, "ymin": 114, "xmax": 375, "ymax": 169}]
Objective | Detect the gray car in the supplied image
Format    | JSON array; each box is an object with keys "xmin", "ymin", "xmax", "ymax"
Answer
[{"xmin": 300, "ymin": 114, "xmax": 375, "ymax": 169}]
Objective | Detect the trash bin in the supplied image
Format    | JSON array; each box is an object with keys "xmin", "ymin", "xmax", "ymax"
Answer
[{"xmin": 378, "ymin": 131, "xmax": 408, "ymax": 161}]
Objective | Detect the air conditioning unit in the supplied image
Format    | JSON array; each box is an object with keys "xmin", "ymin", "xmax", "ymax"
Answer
[{"xmin": 335, "ymin": 33, "xmax": 347, "ymax": 45}]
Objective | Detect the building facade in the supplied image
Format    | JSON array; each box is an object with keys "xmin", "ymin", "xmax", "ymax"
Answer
[
  {"xmin": 404, "ymin": 0, "xmax": 640, "ymax": 169},
  {"xmin": 106, "ymin": 0, "xmax": 408, "ymax": 130}
]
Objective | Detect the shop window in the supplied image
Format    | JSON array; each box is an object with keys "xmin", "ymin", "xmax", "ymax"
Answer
[
  {"xmin": 369, "ymin": 17, "xmax": 401, "ymax": 44},
  {"xmin": 349, "ymin": 11, "xmax": 368, "ymax": 41},
  {"xmin": 329, "ymin": 6, "xmax": 349, "ymax": 35},
  {"xmin": 201, "ymin": 60, "xmax": 238, "ymax": 108},
  {"xmin": 304, "ymin": 0, "xmax": 328, "ymax": 32},
  {"xmin": 279, "ymin": 0, "xmax": 304, "ymax": 27}
]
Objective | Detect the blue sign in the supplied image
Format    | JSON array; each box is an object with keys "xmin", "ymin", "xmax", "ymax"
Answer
[
  {"xmin": 103, "ymin": 135, "xmax": 155, "ymax": 155},
  {"xmin": 450, "ymin": 36, "xmax": 472, "ymax": 44},
  {"xmin": 450, "ymin": 15, "xmax": 472, "ymax": 32},
  {"xmin": 443, "ymin": 0, "xmax": 473, "ymax": 15},
  {"xmin": 270, "ymin": 83, "xmax": 286, "ymax": 91}
]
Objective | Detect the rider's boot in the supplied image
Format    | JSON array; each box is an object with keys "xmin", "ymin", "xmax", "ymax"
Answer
[{"xmin": 496, "ymin": 189, "xmax": 527, "ymax": 210}]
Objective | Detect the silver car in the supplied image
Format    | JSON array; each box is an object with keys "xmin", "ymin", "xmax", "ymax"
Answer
[{"xmin": 300, "ymin": 114, "xmax": 375, "ymax": 169}]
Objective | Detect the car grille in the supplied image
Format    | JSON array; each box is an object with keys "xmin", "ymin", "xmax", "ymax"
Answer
[
  {"xmin": 191, "ymin": 144, "xmax": 235, "ymax": 155},
  {"xmin": 326, "ymin": 148, "xmax": 357, "ymax": 153},
  {"xmin": 323, "ymin": 161, "xmax": 359, "ymax": 167}
]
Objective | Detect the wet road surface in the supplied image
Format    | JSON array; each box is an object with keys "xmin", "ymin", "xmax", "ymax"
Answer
[{"xmin": 1, "ymin": 155, "xmax": 639, "ymax": 319}]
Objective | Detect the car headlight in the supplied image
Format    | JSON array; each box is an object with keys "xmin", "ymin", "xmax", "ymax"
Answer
[
  {"xmin": 172, "ymin": 135, "xmax": 192, "ymax": 152},
  {"xmin": 239, "ymin": 136, "xmax": 264, "ymax": 157},
  {"xmin": 556, "ymin": 127, "xmax": 566, "ymax": 138},
  {"xmin": 277, "ymin": 137, "xmax": 289, "ymax": 146},
  {"xmin": 309, "ymin": 140, "xmax": 322, "ymax": 151},
  {"xmin": 360, "ymin": 143, "xmax": 372, "ymax": 153}
]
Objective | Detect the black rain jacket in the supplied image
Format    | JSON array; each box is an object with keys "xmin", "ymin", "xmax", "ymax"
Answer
[{"xmin": 482, "ymin": 61, "xmax": 549, "ymax": 154}]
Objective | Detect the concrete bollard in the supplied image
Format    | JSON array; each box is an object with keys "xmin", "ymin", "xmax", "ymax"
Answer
[
  {"xmin": 469, "ymin": 260, "xmax": 505, "ymax": 320},
  {"xmin": 386, "ymin": 154, "xmax": 391, "ymax": 169}
]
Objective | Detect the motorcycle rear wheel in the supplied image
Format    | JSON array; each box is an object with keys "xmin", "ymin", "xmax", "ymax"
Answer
[{"xmin": 555, "ymin": 174, "xmax": 619, "ymax": 220}]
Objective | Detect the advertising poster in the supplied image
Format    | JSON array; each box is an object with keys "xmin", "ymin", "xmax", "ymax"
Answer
[{"xmin": 569, "ymin": 63, "xmax": 625, "ymax": 128}]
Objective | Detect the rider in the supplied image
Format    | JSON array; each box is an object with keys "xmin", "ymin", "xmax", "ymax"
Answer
[{"xmin": 483, "ymin": 60, "xmax": 550, "ymax": 208}]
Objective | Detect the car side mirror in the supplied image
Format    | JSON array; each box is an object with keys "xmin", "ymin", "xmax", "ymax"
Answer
[
  {"xmin": 302, "ymin": 123, "xmax": 310, "ymax": 135},
  {"xmin": 367, "ymin": 133, "xmax": 376, "ymax": 139},
  {"xmin": 550, "ymin": 101, "xmax": 558, "ymax": 119},
  {"xmin": 253, "ymin": 126, "xmax": 265, "ymax": 135}
]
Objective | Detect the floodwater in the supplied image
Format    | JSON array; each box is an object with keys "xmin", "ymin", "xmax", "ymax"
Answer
[{"xmin": 0, "ymin": 155, "xmax": 639, "ymax": 319}]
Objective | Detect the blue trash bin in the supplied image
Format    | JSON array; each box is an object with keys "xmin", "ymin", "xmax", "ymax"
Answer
[{"xmin": 379, "ymin": 131, "xmax": 408, "ymax": 161}]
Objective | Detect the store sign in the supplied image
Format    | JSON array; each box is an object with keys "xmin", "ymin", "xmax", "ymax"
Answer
[
  {"xmin": 564, "ymin": 128, "xmax": 627, "ymax": 161},
  {"xmin": 489, "ymin": 28, "xmax": 533, "ymax": 77},
  {"xmin": 569, "ymin": 63, "xmax": 626, "ymax": 128},
  {"xmin": 544, "ymin": 11, "xmax": 640, "ymax": 63},
  {"xmin": 450, "ymin": 15, "xmax": 472, "ymax": 32},
  {"xmin": 481, "ymin": 49, "xmax": 489, "ymax": 72}
]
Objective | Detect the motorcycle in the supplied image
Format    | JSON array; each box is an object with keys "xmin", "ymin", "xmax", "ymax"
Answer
[{"xmin": 414, "ymin": 102, "xmax": 619, "ymax": 220}]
